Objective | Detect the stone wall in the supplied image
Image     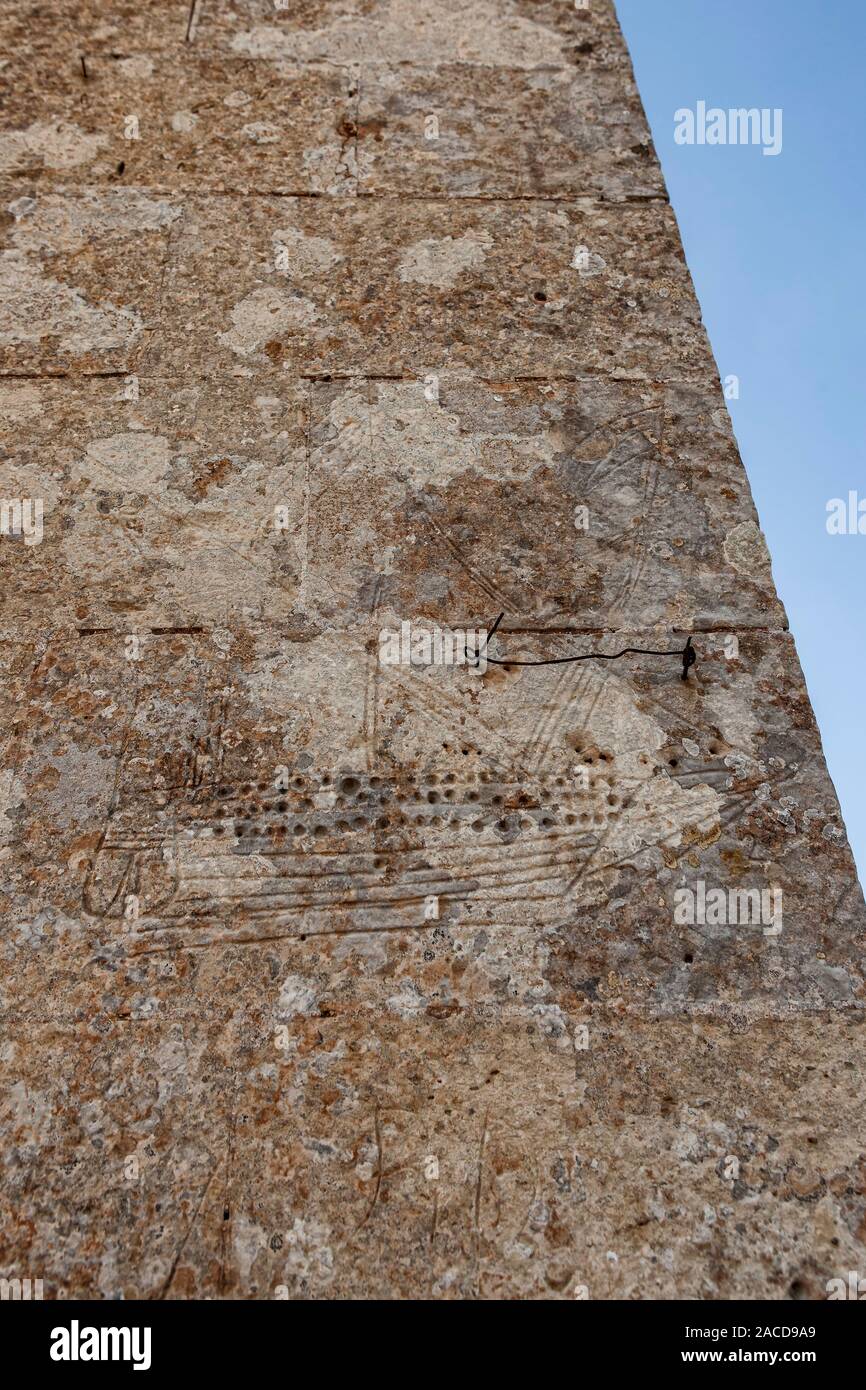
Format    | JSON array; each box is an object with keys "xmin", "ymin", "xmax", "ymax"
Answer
[{"xmin": 1, "ymin": 0, "xmax": 863, "ymax": 1299}]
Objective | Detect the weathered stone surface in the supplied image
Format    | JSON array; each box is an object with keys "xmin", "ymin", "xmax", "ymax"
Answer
[
  {"xmin": 1, "ymin": 189, "xmax": 710, "ymax": 378},
  {"xmin": 1, "ymin": 0, "xmax": 863, "ymax": 1304},
  {"xmin": 0, "ymin": 56, "xmax": 358, "ymax": 194},
  {"xmin": 1, "ymin": 52, "xmax": 663, "ymax": 202},
  {"xmin": 144, "ymin": 195, "xmax": 714, "ymax": 378},
  {"xmin": 0, "ymin": 187, "xmax": 179, "ymax": 373},
  {"xmin": 2, "ymin": 975, "xmax": 864, "ymax": 1297},
  {"xmin": 1, "ymin": 374, "xmax": 783, "ymax": 636},
  {"xmin": 0, "ymin": 0, "xmax": 627, "ymax": 67},
  {"xmin": 306, "ymin": 377, "xmax": 785, "ymax": 630},
  {"xmin": 0, "ymin": 376, "xmax": 307, "ymax": 632},
  {"xmin": 199, "ymin": 0, "xmax": 629, "ymax": 69},
  {"xmin": 0, "ymin": 0, "xmax": 196, "ymax": 55},
  {"xmin": 357, "ymin": 64, "xmax": 664, "ymax": 200}
]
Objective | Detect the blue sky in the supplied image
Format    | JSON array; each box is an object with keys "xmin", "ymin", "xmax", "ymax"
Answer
[{"xmin": 615, "ymin": 0, "xmax": 866, "ymax": 879}]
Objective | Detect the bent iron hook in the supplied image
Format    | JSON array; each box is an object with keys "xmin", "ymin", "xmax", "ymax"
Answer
[{"xmin": 466, "ymin": 614, "xmax": 696, "ymax": 681}]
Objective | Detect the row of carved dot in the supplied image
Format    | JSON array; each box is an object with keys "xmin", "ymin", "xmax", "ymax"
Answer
[
  {"xmin": 209, "ymin": 760, "xmax": 615, "ymax": 800},
  {"xmin": 214, "ymin": 808, "xmax": 613, "ymax": 838},
  {"xmin": 185, "ymin": 781, "xmax": 620, "ymax": 821},
  {"xmin": 203, "ymin": 790, "xmax": 613, "ymax": 815}
]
